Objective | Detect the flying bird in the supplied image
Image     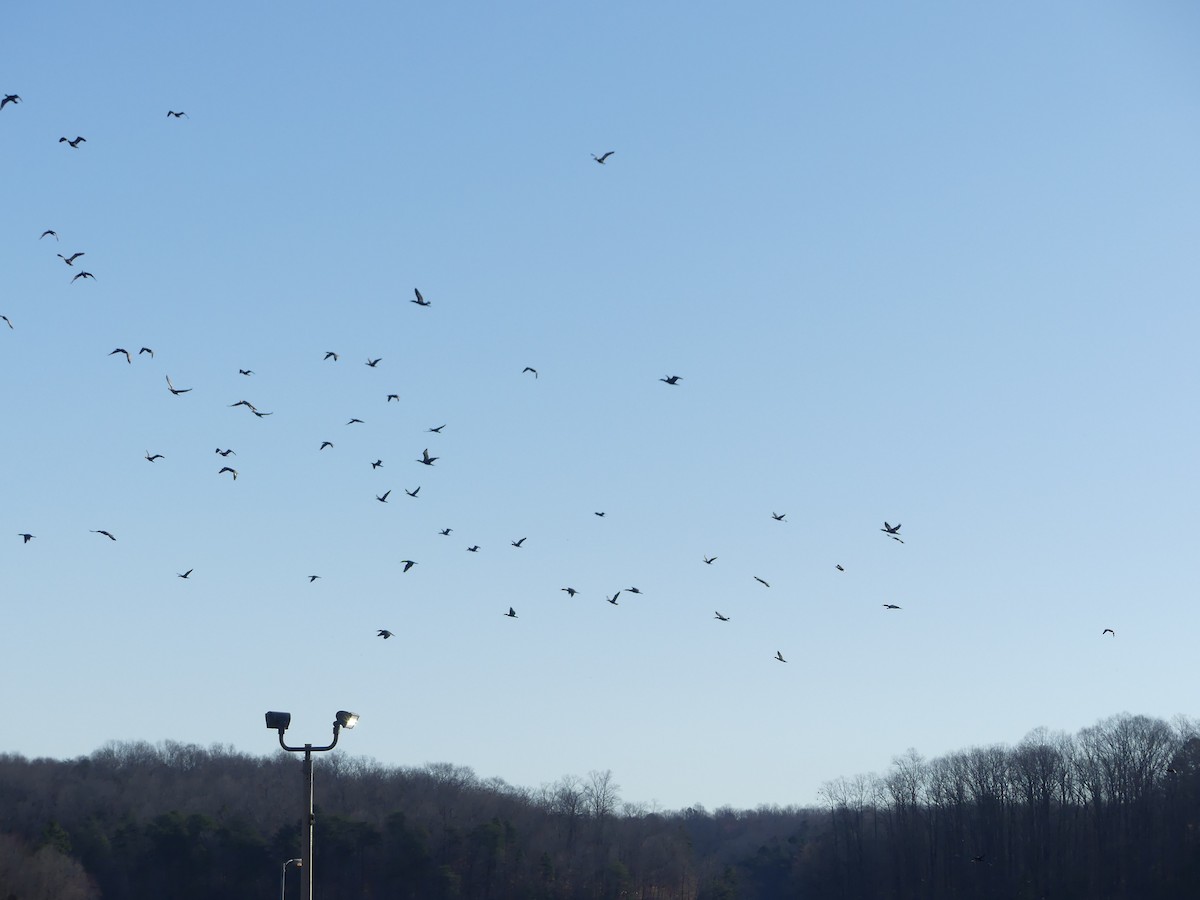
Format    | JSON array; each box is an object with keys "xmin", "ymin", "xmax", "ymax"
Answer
[
  {"xmin": 18, "ymin": 534, "xmax": 34, "ymax": 543},
  {"xmin": 703, "ymin": 555, "xmax": 717, "ymax": 564},
  {"xmin": 438, "ymin": 528, "xmax": 452, "ymax": 536},
  {"xmin": 522, "ymin": 367, "xmax": 538, "ymax": 378},
  {"xmin": 0, "ymin": 316, "xmax": 11, "ymax": 329},
  {"xmin": 165, "ymin": 375, "xmax": 191, "ymax": 395},
  {"xmin": 594, "ymin": 511, "xmax": 605, "ymax": 517},
  {"xmin": 511, "ymin": 537, "xmax": 526, "ymax": 548},
  {"xmin": 881, "ymin": 522, "xmax": 902, "ymax": 535},
  {"xmin": 626, "ymin": 587, "xmax": 642, "ymax": 594},
  {"xmin": 366, "ymin": 358, "xmax": 382, "ymax": 367},
  {"xmin": 592, "ymin": 151, "xmax": 614, "ymax": 164},
  {"xmin": 215, "ymin": 448, "xmax": 235, "ymax": 457},
  {"xmin": 427, "ymin": 424, "xmax": 446, "ymax": 433},
  {"xmin": 836, "ymin": 564, "xmax": 844, "ymax": 571},
  {"xmin": 57, "ymin": 252, "xmax": 84, "ymax": 265},
  {"xmin": 562, "ymin": 587, "xmax": 578, "ymax": 597},
  {"xmin": 319, "ymin": 441, "xmax": 334, "ymax": 451},
  {"xmin": 238, "ymin": 369, "xmax": 253, "ymax": 376},
  {"xmin": 606, "ymin": 593, "xmax": 620, "ymax": 605},
  {"xmin": 166, "ymin": 110, "xmax": 188, "ymax": 118},
  {"xmin": 371, "ymin": 459, "xmax": 383, "ymax": 469},
  {"xmin": 412, "ymin": 288, "xmax": 430, "ymax": 306},
  {"xmin": 308, "ymin": 575, "xmax": 320, "ymax": 582},
  {"xmin": 71, "ymin": 271, "xmax": 95, "ymax": 282},
  {"xmin": 405, "ymin": 486, "xmax": 420, "ymax": 498},
  {"xmin": 715, "ymin": 612, "xmax": 730, "ymax": 621},
  {"xmin": 377, "ymin": 629, "xmax": 394, "ymax": 639},
  {"xmin": 229, "ymin": 400, "xmax": 258, "ymax": 412},
  {"xmin": 754, "ymin": 577, "xmax": 770, "ymax": 588},
  {"xmin": 252, "ymin": 409, "xmax": 273, "ymax": 417},
  {"xmin": 376, "ymin": 490, "xmax": 391, "ymax": 503},
  {"xmin": 771, "ymin": 512, "xmax": 786, "ymax": 521},
  {"xmin": 775, "ymin": 651, "xmax": 787, "ymax": 663},
  {"xmin": 40, "ymin": 230, "xmax": 58, "ymax": 240},
  {"xmin": 177, "ymin": 569, "xmax": 193, "ymax": 579},
  {"xmin": 324, "ymin": 351, "xmax": 339, "ymax": 361},
  {"xmin": 467, "ymin": 545, "xmax": 480, "ymax": 552},
  {"xmin": 417, "ymin": 449, "xmax": 438, "ymax": 466},
  {"xmin": 883, "ymin": 604, "xmax": 902, "ymax": 610},
  {"xmin": 504, "ymin": 607, "xmax": 518, "ymax": 618},
  {"xmin": 109, "ymin": 348, "xmax": 132, "ymax": 364},
  {"xmin": 139, "ymin": 347, "xmax": 154, "ymax": 357},
  {"xmin": 1, "ymin": 95, "xmax": 20, "ymax": 110},
  {"xmin": 660, "ymin": 375, "xmax": 682, "ymax": 385},
  {"xmin": 1102, "ymin": 628, "xmax": 1115, "ymax": 636},
  {"xmin": 387, "ymin": 394, "xmax": 399, "ymax": 402},
  {"xmin": 92, "ymin": 530, "xmax": 116, "ymax": 541},
  {"xmin": 400, "ymin": 560, "xmax": 416, "ymax": 572},
  {"xmin": 218, "ymin": 467, "xmax": 238, "ymax": 480},
  {"xmin": 59, "ymin": 136, "xmax": 86, "ymax": 148},
  {"xmin": 346, "ymin": 418, "xmax": 364, "ymax": 425},
  {"xmin": 144, "ymin": 451, "xmax": 164, "ymax": 462}
]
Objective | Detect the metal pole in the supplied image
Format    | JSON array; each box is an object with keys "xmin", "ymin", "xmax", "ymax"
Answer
[{"xmin": 303, "ymin": 745, "xmax": 314, "ymax": 900}]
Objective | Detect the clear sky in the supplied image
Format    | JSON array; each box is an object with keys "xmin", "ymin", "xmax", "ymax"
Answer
[{"xmin": 2, "ymin": 1, "xmax": 1198, "ymax": 813}]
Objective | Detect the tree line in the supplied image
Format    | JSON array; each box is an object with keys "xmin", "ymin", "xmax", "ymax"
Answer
[{"xmin": 0, "ymin": 711, "xmax": 1196, "ymax": 899}]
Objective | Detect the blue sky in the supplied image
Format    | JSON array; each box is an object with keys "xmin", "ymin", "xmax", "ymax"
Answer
[{"xmin": 2, "ymin": 1, "xmax": 1198, "ymax": 811}]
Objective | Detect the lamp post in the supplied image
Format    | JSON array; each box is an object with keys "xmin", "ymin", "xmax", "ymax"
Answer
[
  {"xmin": 280, "ymin": 857, "xmax": 302, "ymax": 900},
  {"xmin": 266, "ymin": 710, "xmax": 360, "ymax": 900}
]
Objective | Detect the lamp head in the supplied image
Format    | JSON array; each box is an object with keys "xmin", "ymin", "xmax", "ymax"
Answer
[
  {"xmin": 265, "ymin": 711, "xmax": 292, "ymax": 733},
  {"xmin": 335, "ymin": 710, "xmax": 360, "ymax": 730}
]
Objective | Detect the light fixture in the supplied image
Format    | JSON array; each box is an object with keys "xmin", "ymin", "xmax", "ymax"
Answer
[
  {"xmin": 335, "ymin": 710, "xmax": 360, "ymax": 730},
  {"xmin": 265, "ymin": 711, "xmax": 292, "ymax": 733}
]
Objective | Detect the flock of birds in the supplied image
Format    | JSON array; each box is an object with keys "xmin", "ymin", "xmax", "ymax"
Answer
[{"xmin": 2, "ymin": 95, "xmax": 1122, "ymax": 666}]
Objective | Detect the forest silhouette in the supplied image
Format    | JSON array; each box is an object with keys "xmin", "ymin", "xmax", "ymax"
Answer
[{"xmin": 1, "ymin": 711, "xmax": 1197, "ymax": 899}]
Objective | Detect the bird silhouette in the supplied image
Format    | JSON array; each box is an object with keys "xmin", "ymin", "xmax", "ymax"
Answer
[
  {"xmin": 594, "ymin": 511, "xmax": 605, "ymax": 517},
  {"xmin": 715, "ymin": 612, "xmax": 730, "ymax": 621},
  {"xmin": 319, "ymin": 441, "xmax": 334, "ymax": 451},
  {"xmin": 145, "ymin": 451, "xmax": 164, "ymax": 462},
  {"xmin": 139, "ymin": 347, "xmax": 154, "ymax": 358},
  {"xmin": 366, "ymin": 358, "xmax": 382, "ymax": 367},
  {"xmin": 71, "ymin": 271, "xmax": 95, "ymax": 282},
  {"xmin": 438, "ymin": 528, "xmax": 452, "ymax": 536},
  {"xmin": 371, "ymin": 459, "xmax": 383, "ymax": 469},
  {"xmin": 562, "ymin": 587, "xmax": 578, "ymax": 597},
  {"xmin": 775, "ymin": 651, "xmax": 787, "ymax": 663},
  {"xmin": 324, "ymin": 351, "xmax": 339, "ymax": 361},
  {"xmin": 1, "ymin": 95, "xmax": 20, "ymax": 110},
  {"xmin": 238, "ymin": 369, "xmax": 253, "ymax": 376},
  {"xmin": 512, "ymin": 537, "xmax": 526, "ymax": 548},
  {"xmin": 218, "ymin": 467, "xmax": 238, "ymax": 480},
  {"xmin": 166, "ymin": 110, "xmax": 188, "ymax": 118},
  {"xmin": 522, "ymin": 367, "xmax": 538, "ymax": 378},
  {"xmin": 229, "ymin": 400, "xmax": 259, "ymax": 412},
  {"xmin": 165, "ymin": 375, "xmax": 191, "ymax": 395},
  {"xmin": 881, "ymin": 522, "xmax": 902, "ymax": 535},
  {"xmin": 592, "ymin": 151, "xmax": 614, "ymax": 164},
  {"xmin": 308, "ymin": 575, "xmax": 320, "ymax": 582},
  {"xmin": 376, "ymin": 490, "xmax": 391, "ymax": 503},
  {"xmin": 387, "ymin": 394, "xmax": 399, "ymax": 402},
  {"xmin": 1102, "ymin": 628, "xmax": 1115, "ymax": 636},
  {"xmin": 412, "ymin": 288, "xmax": 430, "ymax": 306},
  {"xmin": 771, "ymin": 512, "xmax": 786, "ymax": 521},
  {"xmin": 0, "ymin": 315, "xmax": 11, "ymax": 329},
  {"xmin": 883, "ymin": 604, "xmax": 902, "ymax": 610},
  {"xmin": 40, "ymin": 230, "xmax": 57, "ymax": 240},
  {"xmin": 58, "ymin": 252, "xmax": 85, "ymax": 266},
  {"xmin": 504, "ymin": 607, "xmax": 518, "ymax": 618},
  {"xmin": 216, "ymin": 448, "xmax": 236, "ymax": 457},
  {"xmin": 177, "ymin": 569, "xmax": 193, "ymax": 579},
  {"xmin": 703, "ymin": 555, "xmax": 717, "ymax": 564},
  {"xmin": 626, "ymin": 587, "xmax": 642, "ymax": 594},
  {"xmin": 252, "ymin": 409, "xmax": 273, "ymax": 417},
  {"xmin": 109, "ymin": 348, "xmax": 132, "ymax": 364},
  {"xmin": 92, "ymin": 530, "xmax": 116, "ymax": 541},
  {"xmin": 467, "ymin": 545, "xmax": 480, "ymax": 552},
  {"xmin": 405, "ymin": 486, "xmax": 420, "ymax": 498},
  {"xmin": 606, "ymin": 593, "xmax": 620, "ymax": 605},
  {"xmin": 754, "ymin": 577, "xmax": 770, "ymax": 588},
  {"xmin": 836, "ymin": 564, "xmax": 845, "ymax": 571},
  {"xmin": 427, "ymin": 424, "xmax": 446, "ymax": 433},
  {"xmin": 346, "ymin": 418, "xmax": 364, "ymax": 425},
  {"xmin": 417, "ymin": 449, "xmax": 438, "ymax": 466},
  {"xmin": 660, "ymin": 375, "xmax": 682, "ymax": 385},
  {"xmin": 377, "ymin": 629, "xmax": 394, "ymax": 639},
  {"xmin": 400, "ymin": 560, "xmax": 416, "ymax": 572},
  {"xmin": 18, "ymin": 534, "xmax": 34, "ymax": 543},
  {"xmin": 59, "ymin": 136, "xmax": 86, "ymax": 148}
]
